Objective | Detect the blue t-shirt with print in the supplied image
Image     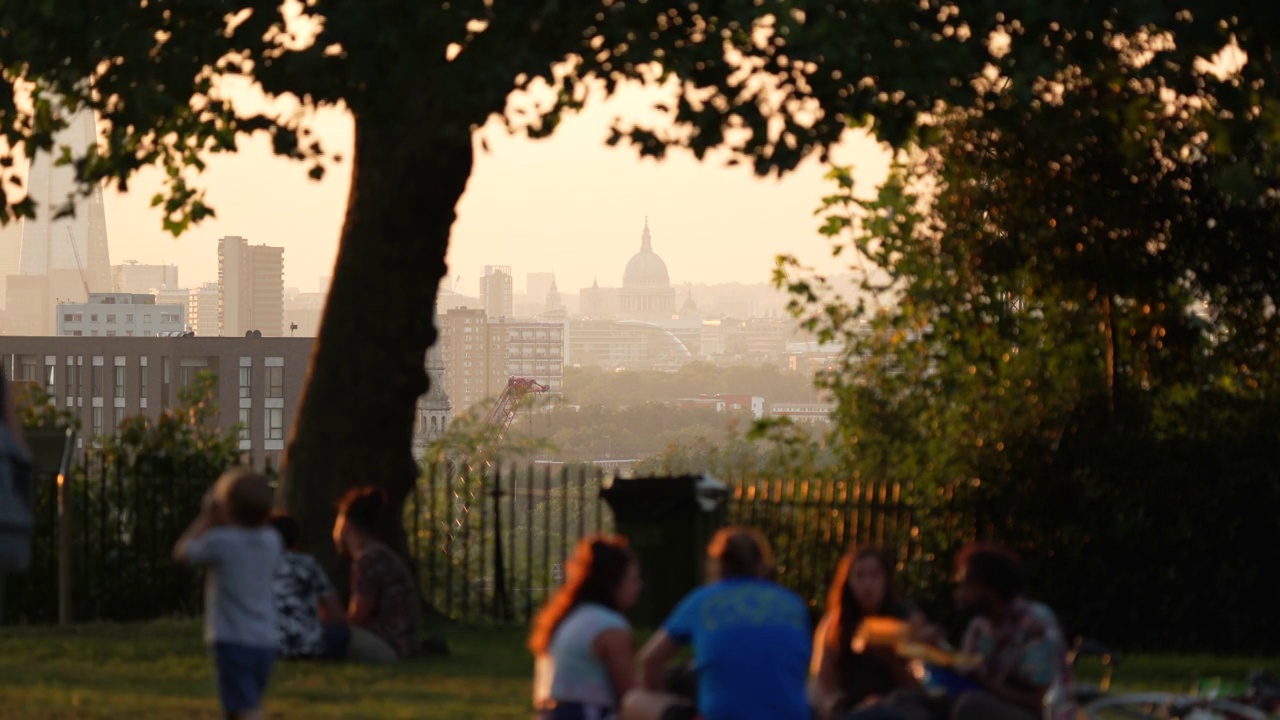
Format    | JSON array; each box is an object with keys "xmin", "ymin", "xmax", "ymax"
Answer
[{"xmin": 663, "ymin": 577, "xmax": 812, "ymax": 720}]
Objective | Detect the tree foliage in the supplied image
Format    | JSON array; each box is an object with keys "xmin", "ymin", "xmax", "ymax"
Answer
[
  {"xmin": 777, "ymin": 16, "xmax": 1280, "ymax": 650},
  {"xmin": 7, "ymin": 1, "xmax": 1280, "ymax": 599}
]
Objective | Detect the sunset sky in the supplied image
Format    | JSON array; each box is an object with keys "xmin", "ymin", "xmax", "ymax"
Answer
[{"xmin": 83, "ymin": 85, "xmax": 890, "ymax": 297}]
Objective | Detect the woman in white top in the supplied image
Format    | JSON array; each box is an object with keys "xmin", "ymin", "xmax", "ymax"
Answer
[{"xmin": 529, "ymin": 534, "xmax": 644, "ymax": 720}]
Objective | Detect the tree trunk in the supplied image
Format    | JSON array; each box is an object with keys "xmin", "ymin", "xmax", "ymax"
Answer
[{"xmin": 279, "ymin": 102, "xmax": 473, "ymax": 610}]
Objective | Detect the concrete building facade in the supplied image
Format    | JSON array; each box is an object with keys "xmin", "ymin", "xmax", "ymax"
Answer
[
  {"xmin": 113, "ymin": 263, "xmax": 179, "ymax": 294},
  {"xmin": 0, "ymin": 335, "xmax": 312, "ymax": 467},
  {"xmin": 191, "ymin": 282, "xmax": 220, "ymax": 337},
  {"xmin": 56, "ymin": 293, "xmax": 185, "ymax": 337},
  {"xmin": 479, "ymin": 265, "xmax": 514, "ymax": 320},
  {"xmin": 218, "ymin": 236, "xmax": 284, "ymax": 337}
]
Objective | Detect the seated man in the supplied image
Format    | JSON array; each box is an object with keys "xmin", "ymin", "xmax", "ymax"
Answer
[
  {"xmin": 269, "ymin": 512, "xmax": 349, "ymax": 660},
  {"xmin": 949, "ymin": 543, "xmax": 1076, "ymax": 720},
  {"xmin": 622, "ymin": 527, "xmax": 812, "ymax": 720}
]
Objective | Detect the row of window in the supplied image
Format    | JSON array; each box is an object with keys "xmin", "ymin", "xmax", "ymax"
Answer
[
  {"xmin": 89, "ymin": 406, "xmax": 287, "ymax": 439},
  {"xmin": 62, "ymin": 313, "xmax": 180, "ymax": 324},
  {"xmin": 15, "ymin": 360, "xmax": 283, "ymax": 400},
  {"xmin": 239, "ymin": 366, "xmax": 286, "ymax": 398},
  {"xmin": 238, "ymin": 408, "xmax": 285, "ymax": 440}
]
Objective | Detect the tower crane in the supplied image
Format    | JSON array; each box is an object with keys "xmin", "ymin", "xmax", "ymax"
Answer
[
  {"xmin": 480, "ymin": 376, "xmax": 549, "ymax": 448},
  {"xmin": 65, "ymin": 226, "xmax": 91, "ymax": 297}
]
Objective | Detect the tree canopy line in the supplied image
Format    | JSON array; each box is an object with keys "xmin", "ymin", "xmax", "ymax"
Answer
[{"xmin": 4, "ymin": 2, "xmax": 1280, "ymax": 649}]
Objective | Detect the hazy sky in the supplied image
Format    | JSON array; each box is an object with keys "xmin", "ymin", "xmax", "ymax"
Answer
[{"xmin": 96, "ymin": 85, "xmax": 890, "ymax": 296}]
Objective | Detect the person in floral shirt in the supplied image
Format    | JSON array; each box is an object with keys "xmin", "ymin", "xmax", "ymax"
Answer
[{"xmin": 952, "ymin": 544, "xmax": 1076, "ymax": 720}]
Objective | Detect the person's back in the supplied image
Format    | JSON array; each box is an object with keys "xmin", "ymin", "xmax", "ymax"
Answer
[
  {"xmin": 174, "ymin": 468, "xmax": 281, "ymax": 719},
  {"xmin": 668, "ymin": 576, "xmax": 812, "ymax": 720},
  {"xmin": 194, "ymin": 524, "xmax": 282, "ymax": 647},
  {"xmin": 542, "ymin": 602, "xmax": 631, "ymax": 708},
  {"xmin": 351, "ymin": 541, "xmax": 420, "ymax": 657}
]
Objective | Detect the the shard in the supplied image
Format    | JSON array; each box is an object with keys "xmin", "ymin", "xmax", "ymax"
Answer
[{"xmin": 3, "ymin": 107, "xmax": 112, "ymax": 335}]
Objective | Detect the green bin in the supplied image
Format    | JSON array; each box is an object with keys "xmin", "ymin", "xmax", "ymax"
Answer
[{"xmin": 602, "ymin": 474, "xmax": 727, "ymax": 628}]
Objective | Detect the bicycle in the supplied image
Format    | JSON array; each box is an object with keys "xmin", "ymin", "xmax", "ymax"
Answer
[{"xmin": 1083, "ymin": 670, "xmax": 1280, "ymax": 720}]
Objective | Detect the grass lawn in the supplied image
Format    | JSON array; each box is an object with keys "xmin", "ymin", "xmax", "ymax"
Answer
[
  {"xmin": 1, "ymin": 620, "xmax": 1276, "ymax": 719},
  {"xmin": 0, "ymin": 620, "xmax": 531, "ymax": 719}
]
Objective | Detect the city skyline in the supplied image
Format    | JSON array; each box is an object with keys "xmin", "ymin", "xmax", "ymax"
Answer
[{"xmin": 5, "ymin": 84, "xmax": 892, "ymax": 297}]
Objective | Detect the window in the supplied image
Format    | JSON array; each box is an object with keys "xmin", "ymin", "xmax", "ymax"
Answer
[
  {"xmin": 143, "ymin": 315, "xmax": 152, "ymax": 324},
  {"xmin": 113, "ymin": 407, "xmax": 125, "ymax": 433},
  {"xmin": 126, "ymin": 331, "xmax": 134, "ymax": 336},
  {"xmin": 265, "ymin": 408, "xmax": 284, "ymax": 440},
  {"xmin": 106, "ymin": 314, "xmax": 116, "ymax": 323},
  {"xmin": 91, "ymin": 366, "xmax": 103, "ymax": 398},
  {"xmin": 90, "ymin": 314, "xmax": 98, "ymax": 322},
  {"xmin": 92, "ymin": 407, "xmax": 103, "ymax": 437},
  {"xmin": 44, "ymin": 366, "xmax": 55, "ymax": 396},
  {"xmin": 238, "ymin": 408, "xmax": 251, "ymax": 440},
  {"xmin": 19, "ymin": 357, "xmax": 37, "ymax": 382},
  {"xmin": 126, "ymin": 314, "xmax": 134, "ymax": 323},
  {"xmin": 140, "ymin": 364, "xmax": 148, "ymax": 393},
  {"xmin": 238, "ymin": 367, "xmax": 251, "ymax": 398},
  {"xmin": 106, "ymin": 331, "xmax": 116, "ymax": 337},
  {"xmin": 63, "ymin": 314, "xmax": 74, "ymax": 322},
  {"xmin": 266, "ymin": 366, "xmax": 284, "ymax": 398},
  {"xmin": 90, "ymin": 330, "xmax": 98, "ymax": 336},
  {"xmin": 114, "ymin": 366, "xmax": 126, "ymax": 398},
  {"xmin": 179, "ymin": 366, "xmax": 204, "ymax": 388}
]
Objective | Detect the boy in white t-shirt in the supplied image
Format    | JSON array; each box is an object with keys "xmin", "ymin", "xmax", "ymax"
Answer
[{"xmin": 174, "ymin": 468, "xmax": 282, "ymax": 720}]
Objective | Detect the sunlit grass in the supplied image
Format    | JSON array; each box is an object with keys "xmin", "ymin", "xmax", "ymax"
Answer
[
  {"xmin": 0, "ymin": 619, "xmax": 531, "ymax": 719},
  {"xmin": 0, "ymin": 620, "xmax": 1275, "ymax": 718}
]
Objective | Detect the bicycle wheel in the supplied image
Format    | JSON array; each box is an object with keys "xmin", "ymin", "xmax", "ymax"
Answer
[{"xmin": 1086, "ymin": 693, "xmax": 1272, "ymax": 720}]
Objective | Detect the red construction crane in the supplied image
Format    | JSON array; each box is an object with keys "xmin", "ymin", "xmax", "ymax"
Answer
[{"xmin": 481, "ymin": 377, "xmax": 549, "ymax": 448}]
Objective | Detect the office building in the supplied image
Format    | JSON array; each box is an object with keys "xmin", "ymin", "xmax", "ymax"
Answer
[
  {"xmin": 57, "ymin": 293, "xmax": 185, "ymax": 337},
  {"xmin": 218, "ymin": 236, "xmax": 284, "ymax": 337}
]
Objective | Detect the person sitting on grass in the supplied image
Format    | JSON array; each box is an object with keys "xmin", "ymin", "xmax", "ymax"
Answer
[
  {"xmin": 269, "ymin": 511, "xmax": 349, "ymax": 661},
  {"xmin": 622, "ymin": 526, "xmax": 812, "ymax": 720},
  {"xmin": 949, "ymin": 543, "xmax": 1076, "ymax": 720},
  {"xmin": 332, "ymin": 485, "xmax": 421, "ymax": 662},
  {"xmin": 810, "ymin": 545, "xmax": 929, "ymax": 720},
  {"xmin": 529, "ymin": 533, "xmax": 643, "ymax": 720},
  {"xmin": 173, "ymin": 468, "xmax": 282, "ymax": 720}
]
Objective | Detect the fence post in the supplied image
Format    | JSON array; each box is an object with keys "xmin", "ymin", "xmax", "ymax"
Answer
[
  {"xmin": 490, "ymin": 468, "xmax": 510, "ymax": 623},
  {"xmin": 57, "ymin": 470, "xmax": 71, "ymax": 625},
  {"xmin": 56, "ymin": 429, "xmax": 76, "ymax": 626}
]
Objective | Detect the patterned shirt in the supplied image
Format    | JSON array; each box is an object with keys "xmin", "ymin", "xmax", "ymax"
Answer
[
  {"xmin": 962, "ymin": 597, "xmax": 1077, "ymax": 720},
  {"xmin": 351, "ymin": 542, "xmax": 420, "ymax": 658},
  {"xmin": 273, "ymin": 550, "xmax": 335, "ymax": 658}
]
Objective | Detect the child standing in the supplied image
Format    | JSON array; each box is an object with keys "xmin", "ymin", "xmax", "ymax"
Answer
[{"xmin": 174, "ymin": 468, "xmax": 282, "ymax": 720}]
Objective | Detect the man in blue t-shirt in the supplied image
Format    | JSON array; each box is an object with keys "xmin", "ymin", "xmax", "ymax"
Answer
[{"xmin": 623, "ymin": 527, "xmax": 812, "ymax": 720}]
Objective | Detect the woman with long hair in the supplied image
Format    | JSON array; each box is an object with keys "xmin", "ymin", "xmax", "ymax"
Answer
[
  {"xmin": 810, "ymin": 546, "xmax": 928, "ymax": 720},
  {"xmin": 530, "ymin": 534, "xmax": 643, "ymax": 720}
]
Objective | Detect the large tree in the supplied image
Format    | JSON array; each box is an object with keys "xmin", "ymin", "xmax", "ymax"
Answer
[{"xmin": 2, "ymin": 1, "xmax": 1273, "ymax": 570}]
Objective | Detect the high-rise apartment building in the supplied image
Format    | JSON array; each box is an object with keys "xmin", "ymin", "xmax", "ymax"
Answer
[
  {"xmin": 438, "ymin": 308, "xmax": 509, "ymax": 414},
  {"xmin": 437, "ymin": 308, "xmax": 566, "ymax": 414},
  {"xmin": 218, "ymin": 236, "xmax": 284, "ymax": 337},
  {"xmin": 479, "ymin": 265, "xmax": 513, "ymax": 320},
  {"xmin": 191, "ymin": 282, "xmax": 220, "ymax": 337},
  {"xmin": 113, "ymin": 262, "xmax": 179, "ymax": 294}
]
